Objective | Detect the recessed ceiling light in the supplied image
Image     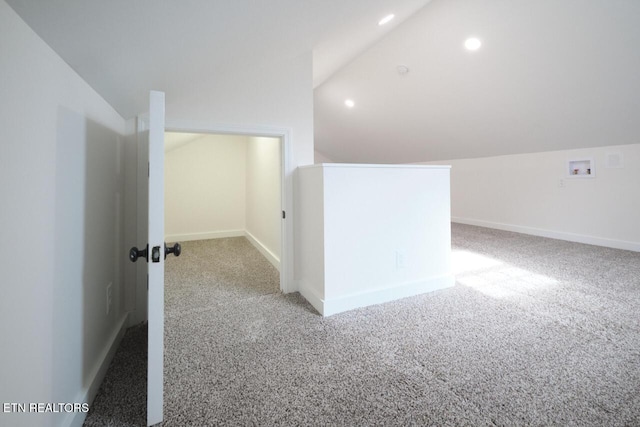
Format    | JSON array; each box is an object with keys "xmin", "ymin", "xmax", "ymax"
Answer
[
  {"xmin": 464, "ymin": 37, "xmax": 482, "ymax": 51},
  {"xmin": 378, "ymin": 14, "xmax": 395, "ymax": 26},
  {"xmin": 344, "ymin": 99, "xmax": 355, "ymax": 108}
]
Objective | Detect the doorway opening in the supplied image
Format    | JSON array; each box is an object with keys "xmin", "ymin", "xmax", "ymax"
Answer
[
  {"xmin": 164, "ymin": 131, "xmax": 283, "ymax": 281},
  {"xmin": 163, "ymin": 124, "xmax": 293, "ymax": 295}
]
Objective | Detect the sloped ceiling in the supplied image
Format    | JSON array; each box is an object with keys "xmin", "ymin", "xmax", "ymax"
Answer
[
  {"xmin": 5, "ymin": 0, "xmax": 430, "ymax": 119},
  {"xmin": 164, "ymin": 132, "xmax": 203, "ymax": 153},
  {"xmin": 315, "ymin": 0, "xmax": 640, "ymax": 163},
  {"xmin": 6, "ymin": 0, "xmax": 640, "ymax": 163}
]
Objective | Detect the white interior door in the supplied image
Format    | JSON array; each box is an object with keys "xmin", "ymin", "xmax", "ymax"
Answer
[{"xmin": 147, "ymin": 90, "xmax": 165, "ymax": 426}]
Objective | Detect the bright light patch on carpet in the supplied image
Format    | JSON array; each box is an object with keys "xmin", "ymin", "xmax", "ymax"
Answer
[
  {"xmin": 452, "ymin": 250, "xmax": 558, "ymax": 298},
  {"xmin": 452, "ymin": 250, "xmax": 502, "ymax": 275}
]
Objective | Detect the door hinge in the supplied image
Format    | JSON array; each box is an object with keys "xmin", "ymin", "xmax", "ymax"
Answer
[{"xmin": 148, "ymin": 162, "xmax": 150, "ymax": 177}]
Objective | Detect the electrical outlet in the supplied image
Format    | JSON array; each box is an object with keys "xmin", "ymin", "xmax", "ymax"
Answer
[
  {"xmin": 106, "ymin": 282, "xmax": 112, "ymax": 315},
  {"xmin": 395, "ymin": 250, "xmax": 407, "ymax": 270},
  {"xmin": 558, "ymin": 178, "xmax": 564, "ymax": 188}
]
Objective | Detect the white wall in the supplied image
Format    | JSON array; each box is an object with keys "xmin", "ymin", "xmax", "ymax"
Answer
[
  {"xmin": 423, "ymin": 144, "xmax": 640, "ymax": 251},
  {"xmin": 165, "ymin": 134, "xmax": 248, "ymax": 241},
  {"xmin": 297, "ymin": 164, "xmax": 454, "ymax": 316},
  {"xmin": 165, "ymin": 52, "xmax": 314, "ymax": 292},
  {"xmin": 246, "ymin": 137, "xmax": 281, "ymax": 266},
  {"xmin": 0, "ymin": 2, "xmax": 128, "ymax": 426},
  {"xmin": 1, "ymin": 2, "xmax": 313, "ymax": 424},
  {"xmin": 314, "ymin": 149, "xmax": 334, "ymax": 164},
  {"xmin": 166, "ymin": 52, "xmax": 313, "ymax": 167},
  {"xmin": 295, "ymin": 166, "xmax": 326, "ymax": 303},
  {"xmin": 164, "ymin": 134, "xmax": 282, "ymax": 270},
  {"xmin": 122, "ymin": 119, "xmax": 138, "ymax": 317}
]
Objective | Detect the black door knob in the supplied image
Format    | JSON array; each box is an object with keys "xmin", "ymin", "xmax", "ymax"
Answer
[
  {"xmin": 129, "ymin": 245, "xmax": 148, "ymax": 262},
  {"xmin": 164, "ymin": 242, "xmax": 182, "ymax": 259}
]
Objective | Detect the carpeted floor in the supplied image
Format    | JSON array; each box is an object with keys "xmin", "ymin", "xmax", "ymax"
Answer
[
  {"xmin": 85, "ymin": 225, "xmax": 640, "ymax": 426},
  {"xmin": 84, "ymin": 322, "xmax": 147, "ymax": 426}
]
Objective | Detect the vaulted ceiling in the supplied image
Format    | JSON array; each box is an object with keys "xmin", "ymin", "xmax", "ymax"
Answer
[
  {"xmin": 6, "ymin": 0, "xmax": 430, "ymax": 118},
  {"xmin": 315, "ymin": 0, "xmax": 640, "ymax": 162},
  {"xmin": 6, "ymin": 0, "xmax": 640, "ymax": 163}
]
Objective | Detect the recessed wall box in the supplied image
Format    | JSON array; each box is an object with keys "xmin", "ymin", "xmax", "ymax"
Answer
[{"xmin": 567, "ymin": 158, "xmax": 595, "ymax": 178}]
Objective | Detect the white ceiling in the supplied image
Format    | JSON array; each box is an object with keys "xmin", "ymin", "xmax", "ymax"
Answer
[
  {"xmin": 6, "ymin": 0, "xmax": 430, "ymax": 119},
  {"xmin": 6, "ymin": 0, "xmax": 640, "ymax": 163},
  {"xmin": 315, "ymin": 0, "xmax": 640, "ymax": 163}
]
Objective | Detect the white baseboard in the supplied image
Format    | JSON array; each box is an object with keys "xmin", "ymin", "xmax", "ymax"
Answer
[
  {"xmin": 165, "ymin": 230, "xmax": 245, "ymax": 242},
  {"xmin": 65, "ymin": 313, "xmax": 129, "ymax": 427},
  {"xmin": 302, "ymin": 275, "xmax": 455, "ymax": 317},
  {"xmin": 245, "ymin": 230, "xmax": 280, "ymax": 271},
  {"xmin": 452, "ymin": 217, "xmax": 640, "ymax": 252},
  {"xmin": 168, "ymin": 229, "xmax": 281, "ymax": 269},
  {"xmin": 298, "ymin": 280, "xmax": 325, "ymax": 315}
]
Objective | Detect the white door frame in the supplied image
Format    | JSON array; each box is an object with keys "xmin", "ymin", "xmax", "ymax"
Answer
[
  {"xmin": 133, "ymin": 116, "xmax": 149, "ymax": 326},
  {"xmin": 165, "ymin": 120, "xmax": 294, "ymax": 293}
]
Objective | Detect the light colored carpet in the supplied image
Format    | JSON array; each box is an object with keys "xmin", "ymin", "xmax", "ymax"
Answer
[
  {"xmin": 84, "ymin": 322, "xmax": 147, "ymax": 426},
  {"xmin": 85, "ymin": 225, "xmax": 640, "ymax": 426}
]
